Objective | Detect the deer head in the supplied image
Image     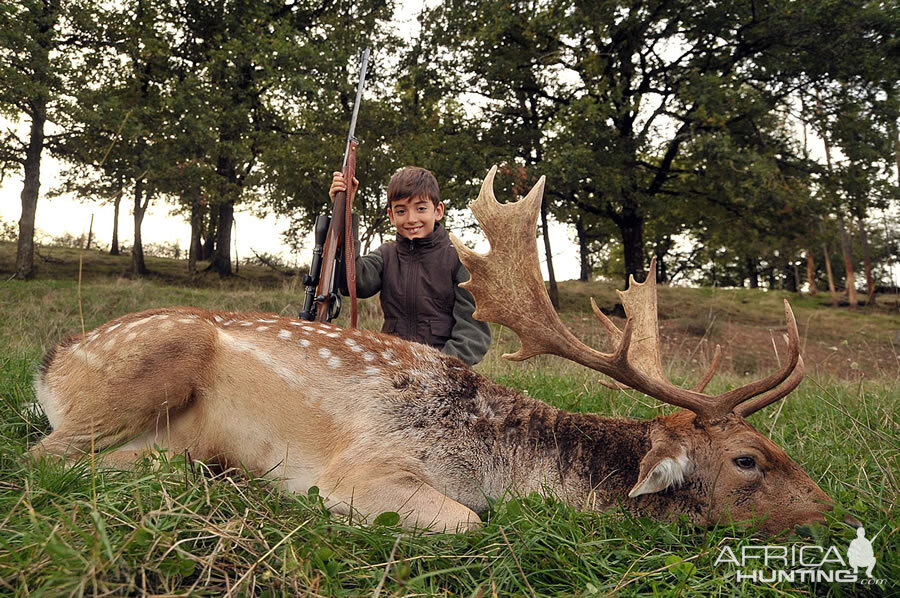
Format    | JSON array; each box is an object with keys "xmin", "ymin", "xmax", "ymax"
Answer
[{"xmin": 450, "ymin": 166, "xmax": 840, "ymax": 535}]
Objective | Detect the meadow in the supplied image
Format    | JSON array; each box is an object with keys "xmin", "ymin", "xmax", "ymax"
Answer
[{"xmin": 0, "ymin": 243, "xmax": 897, "ymax": 596}]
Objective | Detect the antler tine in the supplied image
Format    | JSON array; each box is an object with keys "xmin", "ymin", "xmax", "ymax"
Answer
[
  {"xmin": 693, "ymin": 345, "xmax": 723, "ymax": 393},
  {"xmin": 735, "ymin": 355, "xmax": 805, "ymax": 418},
  {"xmin": 716, "ymin": 299, "xmax": 802, "ymax": 415}
]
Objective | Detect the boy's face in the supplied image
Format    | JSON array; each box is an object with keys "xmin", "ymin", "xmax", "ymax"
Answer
[{"xmin": 388, "ymin": 195, "xmax": 444, "ymax": 239}]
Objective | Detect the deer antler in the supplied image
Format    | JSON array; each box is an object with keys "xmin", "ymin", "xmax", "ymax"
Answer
[{"xmin": 450, "ymin": 166, "xmax": 803, "ymax": 420}]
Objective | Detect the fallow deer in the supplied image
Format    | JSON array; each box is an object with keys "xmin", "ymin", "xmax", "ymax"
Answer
[{"xmin": 30, "ymin": 167, "xmax": 840, "ymax": 536}]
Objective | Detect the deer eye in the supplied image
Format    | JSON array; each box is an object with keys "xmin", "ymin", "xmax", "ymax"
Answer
[{"xmin": 734, "ymin": 456, "xmax": 756, "ymax": 470}]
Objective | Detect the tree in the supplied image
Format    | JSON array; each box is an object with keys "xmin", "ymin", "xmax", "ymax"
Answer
[
  {"xmin": 178, "ymin": 0, "xmax": 396, "ymax": 276},
  {"xmin": 427, "ymin": 0, "xmax": 898, "ymax": 288},
  {"xmin": 422, "ymin": 0, "xmax": 572, "ymax": 302},
  {"xmin": 0, "ymin": 0, "xmax": 66, "ymax": 279},
  {"xmin": 57, "ymin": 0, "xmax": 181, "ymax": 276}
]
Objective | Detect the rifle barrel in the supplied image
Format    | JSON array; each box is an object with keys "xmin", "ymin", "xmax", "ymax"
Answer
[{"xmin": 342, "ymin": 48, "xmax": 370, "ymax": 170}]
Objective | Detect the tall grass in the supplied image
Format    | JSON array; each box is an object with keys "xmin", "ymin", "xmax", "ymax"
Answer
[{"xmin": 0, "ymin": 275, "xmax": 897, "ymax": 596}]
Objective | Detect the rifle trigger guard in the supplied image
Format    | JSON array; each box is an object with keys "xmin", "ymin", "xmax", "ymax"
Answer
[{"xmin": 328, "ymin": 293, "xmax": 341, "ymax": 322}]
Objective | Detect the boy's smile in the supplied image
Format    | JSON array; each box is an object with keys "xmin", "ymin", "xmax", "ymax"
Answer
[{"xmin": 388, "ymin": 195, "xmax": 445, "ymax": 240}]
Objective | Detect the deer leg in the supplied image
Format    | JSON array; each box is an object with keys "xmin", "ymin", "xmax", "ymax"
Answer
[
  {"xmin": 316, "ymin": 468, "xmax": 482, "ymax": 532},
  {"xmin": 26, "ymin": 427, "xmax": 95, "ymax": 461}
]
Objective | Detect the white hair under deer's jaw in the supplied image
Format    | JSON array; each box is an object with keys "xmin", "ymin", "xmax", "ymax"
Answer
[{"xmin": 28, "ymin": 167, "xmax": 841, "ymax": 536}]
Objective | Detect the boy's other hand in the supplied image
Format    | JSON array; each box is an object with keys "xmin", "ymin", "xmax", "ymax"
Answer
[{"xmin": 329, "ymin": 171, "xmax": 360, "ymax": 202}]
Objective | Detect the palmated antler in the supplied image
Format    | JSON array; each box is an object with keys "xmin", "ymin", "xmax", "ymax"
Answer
[{"xmin": 450, "ymin": 166, "xmax": 804, "ymax": 420}]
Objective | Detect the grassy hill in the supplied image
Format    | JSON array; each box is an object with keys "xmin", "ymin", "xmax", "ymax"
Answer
[{"xmin": 1, "ymin": 242, "xmax": 897, "ymax": 595}]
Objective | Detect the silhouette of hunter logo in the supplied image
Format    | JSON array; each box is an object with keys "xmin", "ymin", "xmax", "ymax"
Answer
[{"xmin": 847, "ymin": 526, "xmax": 880, "ymax": 579}]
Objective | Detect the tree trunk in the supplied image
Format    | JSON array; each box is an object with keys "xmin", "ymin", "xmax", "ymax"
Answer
[
  {"xmin": 822, "ymin": 241, "xmax": 839, "ymax": 307},
  {"xmin": 783, "ymin": 261, "xmax": 797, "ymax": 293},
  {"xmin": 654, "ymin": 237, "xmax": 672, "ymax": 284},
  {"xmin": 210, "ymin": 200, "xmax": 234, "ymax": 277},
  {"xmin": 837, "ymin": 216, "xmax": 858, "ymax": 309},
  {"xmin": 111, "ymin": 191, "xmax": 121, "ymax": 255},
  {"xmin": 805, "ymin": 250, "xmax": 817, "ymax": 296},
  {"xmin": 15, "ymin": 104, "xmax": 46, "ymax": 280},
  {"xmin": 85, "ymin": 214, "xmax": 93, "ymax": 250},
  {"xmin": 655, "ymin": 250, "xmax": 668, "ymax": 284},
  {"xmin": 857, "ymin": 217, "xmax": 876, "ymax": 306},
  {"xmin": 619, "ymin": 210, "xmax": 645, "ymax": 287},
  {"xmin": 792, "ymin": 261, "xmax": 800, "ymax": 293},
  {"xmin": 746, "ymin": 256, "xmax": 759, "ymax": 289},
  {"xmin": 131, "ymin": 178, "xmax": 149, "ymax": 276},
  {"xmin": 540, "ymin": 198, "xmax": 559, "ymax": 309},
  {"xmin": 189, "ymin": 192, "xmax": 202, "ymax": 277},
  {"xmin": 575, "ymin": 216, "xmax": 591, "ymax": 282},
  {"xmin": 202, "ymin": 204, "xmax": 217, "ymax": 260}
]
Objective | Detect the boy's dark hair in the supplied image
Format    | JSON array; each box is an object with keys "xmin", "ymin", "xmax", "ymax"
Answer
[{"xmin": 387, "ymin": 167, "xmax": 440, "ymax": 208}]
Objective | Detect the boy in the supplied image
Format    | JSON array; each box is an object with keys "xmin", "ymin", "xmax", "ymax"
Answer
[{"xmin": 330, "ymin": 166, "xmax": 491, "ymax": 366}]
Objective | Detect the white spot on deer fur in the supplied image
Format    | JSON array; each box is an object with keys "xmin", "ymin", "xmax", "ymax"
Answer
[
  {"xmin": 257, "ymin": 326, "xmax": 270, "ymax": 332},
  {"xmin": 328, "ymin": 356, "xmax": 341, "ymax": 369},
  {"xmin": 289, "ymin": 321, "xmax": 303, "ymax": 326},
  {"xmin": 381, "ymin": 350, "xmax": 394, "ymax": 360},
  {"xmin": 363, "ymin": 352, "xmax": 376, "ymax": 362},
  {"xmin": 107, "ymin": 323, "xmax": 122, "ymax": 332},
  {"xmin": 156, "ymin": 314, "xmax": 169, "ymax": 320},
  {"xmin": 353, "ymin": 329, "xmax": 362, "ymax": 336},
  {"xmin": 125, "ymin": 332, "xmax": 137, "ymax": 342},
  {"xmin": 302, "ymin": 325, "xmax": 314, "ymax": 331},
  {"xmin": 124, "ymin": 319, "xmax": 145, "ymax": 331},
  {"xmin": 388, "ymin": 360, "xmax": 401, "ymax": 367},
  {"xmin": 214, "ymin": 315, "xmax": 224, "ymax": 323},
  {"xmin": 326, "ymin": 332, "xmax": 339, "ymax": 338},
  {"xmin": 278, "ymin": 330, "xmax": 292, "ymax": 340},
  {"xmin": 159, "ymin": 320, "xmax": 174, "ymax": 331},
  {"xmin": 257, "ymin": 319, "xmax": 277, "ymax": 323},
  {"xmin": 320, "ymin": 324, "xmax": 332, "ymax": 330},
  {"xmin": 218, "ymin": 331, "xmax": 304, "ymax": 387},
  {"xmin": 72, "ymin": 348, "xmax": 103, "ymax": 369},
  {"xmin": 344, "ymin": 338, "xmax": 357, "ymax": 346},
  {"xmin": 178, "ymin": 318, "xmax": 194, "ymax": 324},
  {"xmin": 351, "ymin": 344, "xmax": 364, "ymax": 353},
  {"xmin": 103, "ymin": 338, "xmax": 116, "ymax": 351},
  {"xmin": 319, "ymin": 348, "xmax": 332, "ymax": 359},
  {"xmin": 300, "ymin": 339, "xmax": 311, "ymax": 348},
  {"xmin": 364, "ymin": 366, "xmax": 381, "ymax": 376},
  {"xmin": 223, "ymin": 320, "xmax": 234, "ymax": 326},
  {"xmin": 241, "ymin": 322, "xmax": 253, "ymax": 327}
]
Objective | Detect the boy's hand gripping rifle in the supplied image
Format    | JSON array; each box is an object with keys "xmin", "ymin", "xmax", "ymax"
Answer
[{"xmin": 300, "ymin": 48, "xmax": 370, "ymax": 326}]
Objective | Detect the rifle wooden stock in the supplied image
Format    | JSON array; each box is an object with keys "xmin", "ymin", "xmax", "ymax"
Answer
[{"xmin": 314, "ymin": 139, "xmax": 358, "ymax": 324}]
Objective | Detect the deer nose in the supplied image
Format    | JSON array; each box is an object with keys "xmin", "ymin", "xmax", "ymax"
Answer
[{"xmin": 844, "ymin": 514, "xmax": 862, "ymax": 529}]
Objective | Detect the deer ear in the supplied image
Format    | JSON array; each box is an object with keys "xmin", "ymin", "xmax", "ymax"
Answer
[{"xmin": 628, "ymin": 446, "xmax": 692, "ymax": 498}]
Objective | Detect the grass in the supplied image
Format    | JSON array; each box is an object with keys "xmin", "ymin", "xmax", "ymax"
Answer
[{"xmin": 0, "ymin": 246, "xmax": 898, "ymax": 596}]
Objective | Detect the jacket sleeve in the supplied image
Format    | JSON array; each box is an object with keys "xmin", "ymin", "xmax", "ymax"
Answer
[
  {"xmin": 441, "ymin": 263, "xmax": 492, "ymax": 366},
  {"xmin": 340, "ymin": 245, "xmax": 384, "ymax": 298}
]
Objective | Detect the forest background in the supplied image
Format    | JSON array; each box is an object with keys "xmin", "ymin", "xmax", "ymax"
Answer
[{"xmin": 1, "ymin": 0, "xmax": 898, "ymax": 306}]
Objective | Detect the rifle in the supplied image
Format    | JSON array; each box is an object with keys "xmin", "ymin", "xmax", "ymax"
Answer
[{"xmin": 300, "ymin": 48, "xmax": 370, "ymax": 326}]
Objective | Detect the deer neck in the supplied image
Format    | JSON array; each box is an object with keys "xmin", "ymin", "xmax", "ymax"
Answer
[{"xmin": 481, "ymin": 385, "xmax": 651, "ymax": 508}]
